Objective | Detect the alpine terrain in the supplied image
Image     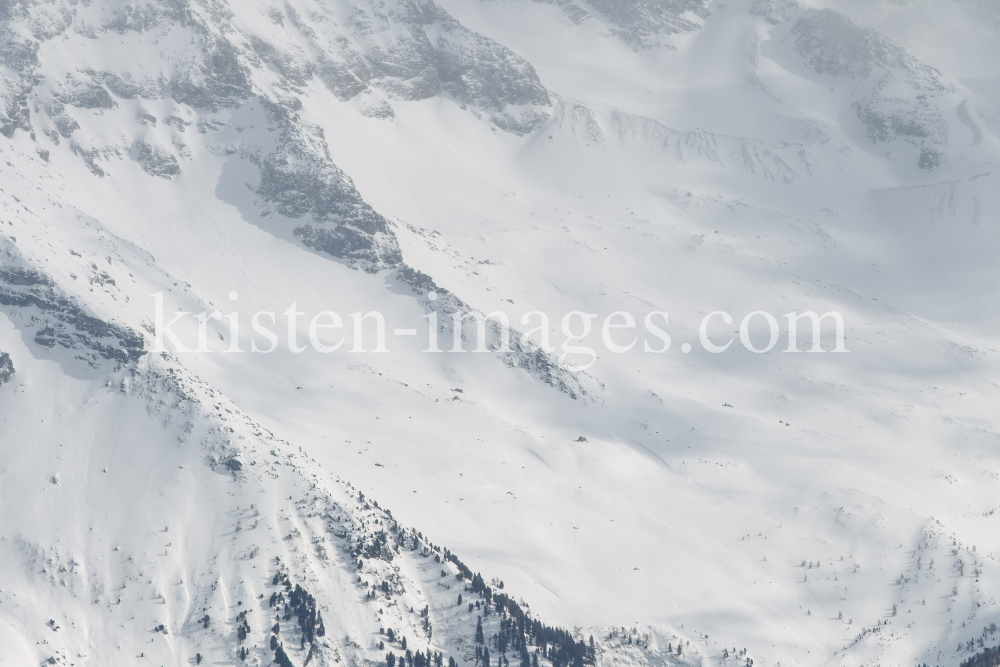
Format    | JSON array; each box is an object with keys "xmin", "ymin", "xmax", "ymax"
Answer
[{"xmin": 1, "ymin": 0, "xmax": 999, "ymax": 666}]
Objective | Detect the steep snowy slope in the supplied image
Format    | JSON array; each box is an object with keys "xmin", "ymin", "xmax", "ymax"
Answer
[
  {"xmin": 2, "ymin": 1, "xmax": 1000, "ymax": 666},
  {"xmin": 0, "ymin": 329, "xmax": 633, "ymax": 667}
]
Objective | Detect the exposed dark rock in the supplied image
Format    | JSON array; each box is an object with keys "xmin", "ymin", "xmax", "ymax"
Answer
[
  {"xmin": 0, "ymin": 39, "xmax": 37, "ymax": 139},
  {"xmin": 250, "ymin": 37, "xmax": 314, "ymax": 87},
  {"xmin": 251, "ymin": 102, "xmax": 402, "ymax": 272},
  {"xmin": 310, "ymin": 0, "xmax": 551, "ymax": 132},
  {"xmin": 918, "ymin": 147, "xmax": 942, "ymax": 170},
  {"xmin": 788, "ymin": 8, "xmax": 952, "ymax": 168},
  {"xmin": 316, "ymin": 54, "xmax": 371, "ymax": 102},
  {"xmin": 164, "ymin": 115, "xmax": 191, "ymax": 130},
  {"xmin": 354, "ymin": 92, "xmax": 395, "ymax": 120},
  {"xmin": 135, "ymin": 109, "xmax": 157, "ymax": 126},
  {"xmin": 0, "ymin": 267, "xmax": 51, "ymax": 287},
  {"xmin": 52, "ymin": 112, "xmax": 80, "ymax": 138},
  {"xmin": 432, "ymin": 9, "xmax": 550, "ymax": 112},
  {"xmin": 366, "ymin": 31, "xmax": 439, "ymax": 101},
  {"xmin": 69, "ymin": 141, "xmax": 107, "ymax": 177},
  {"xmin": 170, "ymin": 36, "xmax": 253, "ymax": 111},
  {"xmin": 0, "ymin": 265, "xmax": 145, "ymax": 365},
  {"xmin": 103, "ymin": 2, "xmax": 182, "ymax": 34},
  {"xmin": 395, "ymin": 265, "xmax": 440, "ymax": 293},
  {"xmin": 0, "ymin": 351, "xmax": 13, "ymax": 384},
  {"xmin": 793, "ymin": 9, "xmax": 918, "ymax": 79},
  {"xmin": 574, "ymin": 0, "xmax": 710, "ymax": 49},
  {"xmin": 135, "ymin": 140, "xmax": 180, "ymax": 178},
  {"xmin": 0, "ymin": 38, "xmax": 40, "ymax": 73},
  {"xmin": 294, "ymin": 224, "xmax": 402, "ymax": 272},
  {"xmin": 0, "ymin": 88, "xmax": 31, "ymax": 138},
  {"xmin": 56, "ymin": 77, "xmax": 117, "ymax": 110},
  {"xmin": 103, "ymin": 72, "xmax": 163, "ymax": 100},
  {"xmin": 749, "ymin": 0, "xmax": 802, "ymax": 25}
]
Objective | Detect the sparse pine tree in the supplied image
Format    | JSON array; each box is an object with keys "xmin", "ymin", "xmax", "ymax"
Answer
[{"xmin": 275, "ymin": 645, "xmax": 295, "ymax": 667}]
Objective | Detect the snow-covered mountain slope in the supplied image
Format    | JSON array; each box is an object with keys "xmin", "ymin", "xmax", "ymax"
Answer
[{"xmin": 2, "ymin": 1, "xmax": 1000, "ymax": 666}]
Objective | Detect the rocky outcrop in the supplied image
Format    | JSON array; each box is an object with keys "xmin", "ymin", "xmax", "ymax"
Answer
[
  {"xmin": 134, "ymin": 139, "xmax": 180, "ymax": 178},
  {"xmin": 0, "ymin": 0, "xmax": 555, "ymax": 275},
  {"xmin": 0, "ymin": 351, "xmax": 12, "ymax": 384},
  {"xmin": 0, "ymin": 265, "xmax": 145, "ymax": 366},
  {"xmin": 170, "ymin": 35, "xmax": 255, "ymax": 111},
  {"xmin": 54, "ymin": 75, "xmax": 117, "ymax": 110},
  {"xmin": 521, "ymin": 0, "xmax": 709, "ymax": 49},
  {"xmin": 0, "ymin": 37, "xmax": 39, "ymax": 137},
  {"xmin": 584, "ymin": 0, "xmax": 709, "ymax": 49},
  {"xmin": 749, "ymin": 0, "xmax": 802, "ymax": 25},
  {"xmin": 788, "ymin": 8, "xmax": 952, "ymax": 168},
  {"xmin": 309, "ymin": 0, "xmax": 553, "ymax": 133},
  {"xmin": 250, "ymin": 101, "xmax": 403, "ymax": 272}
]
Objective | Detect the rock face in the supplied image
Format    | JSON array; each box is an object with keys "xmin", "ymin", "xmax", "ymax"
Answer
[
  {"xmin": 515, "ymin": 0, "xmax": 710, "ymax": 49},
  {"xmin": 585, "ymin": 0, "xmax": 709, "ymax": 48},
  {"xmin": 55, "ymin": 75, "xmax": 118, "ymax": 111},
  {"xmin": 308, "ymin": 0, "xmax": 553, "ymax": 133},
  {"xmin": 0, "ymin": 0, "xmax": 554, "ymax": 272},
  {"xmin": 251, "ymin": 101, "xmax": 404, "ymax": 272},
  {"xmin": 0, "ymin": 0, "xmax": 577, "ymax": 386},
  {"xmin": 787, "ymin": 8, "xmax": 952, "ymax": 168},
  {"xmin": 0, "ymin": 351, "xmax": 12, "ymax": 383},
  {"xmin": 749, "ymin": 0, "xmax": 802, "ymax": 25},
  {"xmin": 0, "ymin": 265, "xmax": 144, "ymax": 367},
  {"xmin": 135, "ymin": 139, "xmax": 180, "ymax": 178}
]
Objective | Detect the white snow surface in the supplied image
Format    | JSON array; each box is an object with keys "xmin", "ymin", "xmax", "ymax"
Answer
[{"xmin": 1, "ymin": 1, "xmax": 1000, "ymax": 666}]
